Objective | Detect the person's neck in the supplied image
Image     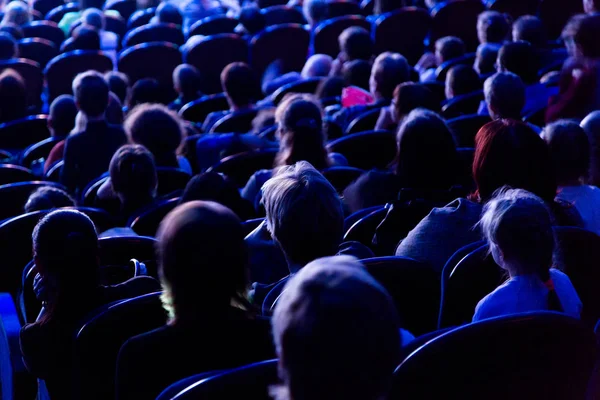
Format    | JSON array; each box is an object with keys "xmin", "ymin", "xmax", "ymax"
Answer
[{"xmin": 86, "ymin": 115, "xmax": 105, "ymax": 123}]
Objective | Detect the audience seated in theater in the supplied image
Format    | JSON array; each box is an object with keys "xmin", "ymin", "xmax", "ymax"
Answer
[
  {"xmin": 473, "ymin": 188, "xmax": 582, "ymax": 321},
  {"xmin": 236, "ymin": 4, "xmax": 266, "ymax": 36},
  {"xmin": 263, "ymin": 54, "xmax": 333, "ymax": 96},
  {"xmin": 445, "ymin": 64, "xmax": 482, "ymax": 101},
  {"xmin": 178, "ymin": 0, "xmax": 224, "ymax": 35},
  {"xmin": 24, "ymin": 186, "xmax": 75, "ymax": 213},
  {"xmin": 1, "ymin": 1, "xmax": 31, "ymax": 27},
  {"xmin": 543, "ymin": 120, "xmax": 600, "ymax": 235},
  {"xmin": 203, "ymin": 62, "xmax": 262, "ymax": 132},
  {"xmin": 168, "ymin": 64, "xmax": 203, "ymax": 112},
  {"xmin": 375, "ymin": 82, "xmax": 438, "ymax": 131},
  {"xmin": 330, "ymin": 27, "xmax": 374, "ymax": 78},
  {"xmin": 581, "ymin": 110, "xmax": 600, "ymax": 187},
  {"xmin": 474, "ymin": 43, "xmax": 500, "ymax": 75},
  {"xmin": 342, "ymin": 59, "xmax": 371, "ymax": 92},
  {"xmin": 0, "ymin": 69, "xmax": 27, "ymax": 123},
  {"xmin": 152, "ymin": 2, "xmax": 183, "ymax": 26},
  {"xmin": 346, "ymin": 109, "xmax": 460, "ymax": 213},
  {"xmin": 396, "ymin": 119, "xmax": 581, "ymax": 272},
  {"xmin": 480, "ymin": 72, "xmax": 525, "ymax": 120},
  {"xmin": 61, "ymin": 71, "xmax": 127, "ymax": 194},
  {"xmin": 45, "ymin": 95, "xmax": 79, "ymax": 173},
  {"xmin": 416, "ymin": 36, "xmax": 466, "ymax": 82},
  {"xmin": 0, "ymin": 32, "xmax": 17, "ymax": 60},
  {"xmin": 20, "ymin": 210, "xmax": 160, "ymax": 400},
  {"xmin": 82, "ymin": 8, "xmax": 118, "ymax": 61},
  {"xmin": 477, "ymin": 11, "xmax": 510, "ymax": 46},
  {"xmin": 116, "ymin": 201, "xmax": 275, "ymax": 400},
  {"xmin": 58, "ymin": 0, "xmax": 107, "ymax": 36},
  {"xmin": 179, "ymin": 172, "xmax": 255, "ymax": 221},
  {"xmin": 271, "ymin": 255, "xmax": 402, "ymax": 400},
  {"xmin": 242, "ymin": 97, "xmax": 347, "ymax": 207},
  {"xmin": 125, "ymin": 103, "xmax": 192, "ymax": 173},
  {"xmin": 105, "ymin": 72, "xmax": 130, "ymax": 106},
  {"xmin": 333, "ymin": 52, "xmax": 410, "ymax": 129}
]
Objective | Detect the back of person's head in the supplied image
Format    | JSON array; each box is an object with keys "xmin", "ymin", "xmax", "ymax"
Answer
[
  {"xmin": 221, "ymin": 62, "xmax": 261, "ymax": 108},
  {"xmin": 70, "ymin": 25, "xmax": 101, "ymax": 50},
  {"xmin": 124, "ymin": 103, "xmax": 184, "ymax": 166},
  {"xmin": 2, "ymin": 1, "xmax": 30, "ymax": 26},
  {"xmin": 473, "ymin": 119, "xmax": 556, "ymax": 203},
  {"xmin": 49, "ymin": 95, "xmax": 78, "ymax": 137},
  {"xmin": 474, "ymin": 43, "xmax": 500, "ymax": 75},
  {"xmin": 262, "ymin": 161, "xmax": 344, "ymax": 269},
  {"xmin": 435, "ymin": 36, "xmax": 466, "ymax": 64},
  {"xmin": 238, "ymin": 4, "xmax": 266, "ymax": 35},
  {"xmin": 173, "ymin": 63, "xmax": 202, "ymax": 99},
  {"xmin": 512, "ymin": 15, "xmax": 546, "ymax": 48},
  {"xmin": 109, "ymin": 144, "xmax": 157, "ymax": 203},
  {"xmin": 374, "ymin": 0, "xmax": 408, "ymax": 14},
  {"xmin": 316, "ymin": 76, "xmax": 345, "ymax": 99},
  {"xmin": 128, "ymin": 78, "xmax": 161, "ymax": 108},
  {"xmin": 0, "ymin": 68, "xmax": 26, "ymax": 123},
  {"xmin": 155, "ymin": 2, "xmax": 182, "ymax": 25},
  {"xmin": 477, "ymin": 11, "xmax": 510, "ymax": 44},
  {"xmin": 370, "ymin": 52, "xmax": 410, "ymax": 100},
  {"xmin": 72, "ymin": 70, "xmax": 109, "ymax": 118},
  {"xmin": 156, "ymin": 201, "xmax": 248, "ymax": 321},
  {"xmin": 272, "ymin": 255, "xmax": 400, "ymax": 400},
  {"xmin": 569, "ymin": 14, "xmax": 600, "ymax": 59},
  {"xmin": 393, "ymin": 82, "xmax": 439, "ymax": 123},
  {"xmin": 276, "ymin": 98, "xmax": 329, "ymax": 170},
  {"xmin": 0, "ymin": 23, "xmax": 24, "ymax": 40},
  {"xmin": 480, "ymin": 187, "xmax": 562, "ymax": 311},
  {"xmin": 484, "ymin": 72, "xmax": 525, "ymax": 120},
  {"xmin": 339, "ymin": 26, "xmax": 373, "ymax": 62},
  {"xmin": 445, "ymin": 64, "xmax": 481, "ymax": 99},
  {"xmin": 82, "ymin": 7, "xmax": 104, "ymax": 30},
  {"xmin": 25, "ymin": 187, "xmax": 75, "ymax": 213},
  {"xmin": 584, "ymin": 0, "xmax": 600, "ymax": 13},
  {"xmin": 301, "ymin": 54, "xmax": 333, "ymax": 79},
  {"xmin": 393, "ymin": 108, "xmax": 458, "ymax": 189},
  {"xmin": 342, "ymin": 59, "xmax": 371, "ymax": 91},
  {"xmin": 303, "ymin": 0, "xmax": 328, "ymax": 25},
  {"xmin": 542, "ymin": 120, "xmax": 590, "ymax": 185},
  {"xmin": 497, "ymin": 40, "xmax": 538, "ymax": 84},
  {"xmin": 106, "ymin": 91, "xmax": 123, "ymax": 125},
  {"xmin": 104, "ymin": 71, "xmax": 129, "ymax": 105},
  {"xmin": 0, "ymin": 32, "xmax": 17, "ymax": 60}
]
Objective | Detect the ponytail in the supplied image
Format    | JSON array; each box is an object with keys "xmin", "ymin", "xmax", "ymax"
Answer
[{"xmin": 536, "ymin": 267, "xmax": 563, "ymax": 312}]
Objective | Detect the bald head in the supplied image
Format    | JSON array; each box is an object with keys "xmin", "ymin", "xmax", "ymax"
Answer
[{"xmin": 301, "ymin": 54, "xmax": 333, "ymax": 79}]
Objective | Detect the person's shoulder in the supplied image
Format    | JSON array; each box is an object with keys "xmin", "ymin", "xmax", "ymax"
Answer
[
  {"xmin": 473, "ymin": 280, "xmax": 515, "ymax": 321},
  {"xmin": 429, "ymin": 197, "xmax": 482, "ymax": 218},
  {"xmin": 100, "ymin": 276, "xmax": 161, "ymax": 303}
]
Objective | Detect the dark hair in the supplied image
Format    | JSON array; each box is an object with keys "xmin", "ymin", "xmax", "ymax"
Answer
[
  {"xmin": 48, "ymin": 95, "xmax": 77, "ymax": 137},
  {"xmin": 0, "ymin": 31, "xmax": 17, "ymax": 60},
  {"xmin": 374, "ymin": 0, "xmax": 408, "ymax": 14},
  {"xmin": 393, "ymin": 109, "xmax": 459, "ymax": 189},
  {"xmin": 156, "ymin": 2, "xmax": 182, "ymax": 25},
  {"xmin": 473, "ymin": 119, "xmax": 557, "ymax": 203},
  {"xmin": 221, "ymin": 62, "xmax": 261, "ymax": 108},
  {"xmin": 435, "ymin": 36, "xmax": 466, "ymax": 64},
  {"xmin": 25, "ymin": 187, "xmax": 75, "ymax": 213},
  {"xmin": 70, "ymin": 25, "xmax": 101, "ymax": 50},
  {"xmin": 73, "ymin": 71, "xmax": 109, "ymax": 118},
  {"xmin": 104, "ymin": 71, "xmax": 129, "ymax": 105},
  {"xmin": 0, "ymin": 23, "xmax": 24, "ymax": 40},
  {"xmin": 343, "ymin": 59, "xmax": 371, "ymax": 91},
  {"xmin": 0, "ymin": 69, "xmax": 27, "ymax": 123},
  {"xmin": 393, "ymin": 82, "xmax": 439, "ymax": 120},
  {"xmin": 543, "ymin": 120, "xmax": 590, "ymax": 184},
  {"xmin": 173, "ymin": 64, "xmax": 202, "ymax": 100},
  {"xmin": 129, "ymin": 78, "xmax": 162, "ymax": 108},
  {"xmin": 446, "ymin": 65, "xmax": 481, "ymax": 97},
  {"xmin": 477, "ymin": 11, "xmax": 510, "ymax": 44},
  {"xmin": 339, "ymin": 26, "xmax": 373, "ymax": 62},
  {"xmin": 125, "ymin": 103, "xmax": 184, "ymax": 168},
  {"xmin": 110, "ymin": 144, "xmax": 157, "ymax": 205},
  {"xmin": 238, "ymin": 5, "xmax": 266, "ymax": 35},
  {"xmin": 512, "ymin": 15, "xmax": 546, "ymax": 48},
  {"xmin": 276, "ymin": 99, "xmax": 329, "ymax": 170},
  {"xmin": 157, "ymin": 201, "xmax": 249, "ymax": 321},
  {"xmin": 573, "ymin": 14, "xmax": 600, "ymax": 58},
  {"xmin": 316, "ymin": 77, "xmax": 345, "ymax": 99},
  {"xmin": 498, "ymin": 41, "xmax": 538, "ymax": 84}
]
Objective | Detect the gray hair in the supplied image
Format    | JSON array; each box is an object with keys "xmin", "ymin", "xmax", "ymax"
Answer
[{"xmin": 484, "ymin": 72, "xmax": 525, "ymax": 120}]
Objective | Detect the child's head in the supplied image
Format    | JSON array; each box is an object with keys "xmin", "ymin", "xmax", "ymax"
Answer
[{"xmin": 109, "ymin": 144, "xmax": 158, "ymax": 205}]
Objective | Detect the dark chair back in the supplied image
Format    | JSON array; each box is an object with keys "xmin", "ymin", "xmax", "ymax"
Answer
[
  {"xmin": 322, "ymin": 166, "xmax": 364, "ymax": 194},
  {"xmin": 17, "ymin": 38, "xmax": 58, "ymax": 69},
  {"xmin": 156, "ymin": 168, "xmax": 191, "ymax": 196},
  {"xmin": 0, "ymin": 181, "xmax": 66, "ymax": 222},
  {"xmin": 343, "ymin": 207, "xmax": 387, "ymax": 247},
  {"xmin": 45, "ymin": 160, "xmax": 63, "ymax": 182},
  {"xmin": 74, "ymin": 292, "xmax": 167, "ymax": 400},
  {"xmin": 272, "ymin": 77, "xmax": 323, "ymax": 105},
  {"xmin": 523, "ymin": 105, "xmax": 547, "ymax": 127},
  {"xmin": 172, "ymin": 360, "xmax": 278, "ymax": 400},
  {"xmin": 188, "ymin": 15, "xmax": 239, "ymax": 37},
  {"xmin": 127, "ymin": 197, "xmax": 180, "ymax": 237},
  {"xmin": 326, "ymin": 0, "xmax": 361, "ymax": 18},
  {"xmin": 127, "ymin": 8, "xmax": 156, "ymax": 31},
  {"xmin": 257, "ymin": 0, "xmax": 288, "ymax": 7},
  {"xmin": 327, "ymin": 130, "xmax": 396, "ymax": 170},
  {"xmin": 44, "ymin": 50, "xmax": 113, "ymax": 102},
  {"xmin": 539, "ymin": 0, "xmax": 583, "ymax": 39},
  {"xmin": 261, "ymin": 5, "xmax": 306, "ymax": 26},
  {"xmin": 20, "ymin": 137, "xmax": 60, "ymax": 168},
  {"xmin": 210, "ymin": 109, "xmax": 260, "ymax": 133},
  {"xmin": 0, "ymin": 165, "xmax": 36, "ymax": 185},
  {"xmin": 441, "ymin": 90, "xmax": 484, "ymax": 119},
  {"xmin": 156, "ymin": 371, "xmax": 224, "ymax": 400},
  {"xmin": 430, "ymin": 0, "xmax": 485, "ymax": 51},
  {"xmin": 45, "ymin": 2, "xmax": 77, "ymax": 23},
  {"xmin": 122, "ymin": 22, "xmax": 184, "ymax": 47},
  {"xmin": 32, "ymin": 0, "xmax": 64, "ymax": 18},
  {"xmin": 0, "ymin": 59, "xmax": 43, "ymax": 107},
  {"xmin": 105, "ymin": 14, "xmax": 127, "ymax": 40},
  {"xmin": 486, "ymin": 0, "xmax": 539, "ymax": 19},
  {"xmin": 97, "ymin": 235, "xmax": 158, "ymax": 268},
  {"xmin": 392, "ymin": 312, "xmax": 597, "ymax": 400},
  {"xmin": 343, "ymin": 205, "xmax": 384, "ymax": 232},
  {"xmin": 345, "ymin": 107, "xmax": 382, "ymax": 134},
  {"xmin": 313, "ymin": 15, "xmax": 370, "ymax": 58},
  {"xmin": 363, "ymin": 256, "xmax": 440, "ymax": 336},
  {"xmin": 435, "ymin": 53, "xmax": 477, "ymax": 82},
  {"xmin": 179, "ymin": 93, "xmax": 229, "ymax": 123},
  {"xmin": 80, "ymin": 175, "xmax": 108, "ymax": 207},
  {"xmin": 0, "ymin": 115, "xmax": 50, "ymax": 151},
  {"xmin": 374, "ymin": 8, "xmax": 431, "ymax": 65},
  {"xmin": 456, "ymin": 147, "xmax": 474, "ymax": 186},
  {"xmin": 183, "ymin": 34, "xmax": 248, "ymax": 95},
  {"xmin": 104, "ymin": 0, "xmax": 138, "ymax": 22},
  {"xmin": 207, "ymin": 149, "xmax": 278, "ymax": 187},
  {"xmin": 22, "ymin": 21, "xmax": 65, "ymax": 47},
  {"xmin": 447, "ymin": 114, "xmax": 491, "ymax": 148},
  {"xmin": 250, "ymin": 24, "xmax": 310, "ymax": 77}
]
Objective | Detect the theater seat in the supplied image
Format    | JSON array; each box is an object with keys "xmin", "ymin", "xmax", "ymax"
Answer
[
  {"xmin": 435, "ymin": 53, "xmax": 477, "ymax": 82},
  {"xmin": 179, "ymin": 93, "xmax": 229, "ymax": 124},
  {"xmin": 343, "ymin": 206, "xmax": 387, "ymax": 248},
  {"xmin": 374, "ymin": 8, "xmax": 431, "ymax": 65},
  {"xmin": 44, "ymin": 2, "xmax": 77, "ymax": 23},
  {"xmin": 313, "ymin": 16, "xmax": 371, "ymax": 58},
  {"xmin": 104, "ymin": 0, "xmax": 138, "ymax": 23},
  {"xmin": 17, "ymin": 38, "xmax": 58, "ymax": 69},
  {"xmin": 20, "ymin": 137, "xmax": 61, "ymax": 169},
  {"xmin": 430, "ymin": 0, "xmax": 485, "ymax": 51},
  {"xmin": 322, "ymin": 166, "xmax": 364, "ymax": 194},
  {"xmin": 210, "ymin": 109, "xmax": 260, "ymax": 133},
  {"xmin": 187, "ymin": 15, "xmax": 239, "ymax": 37},
  {"xmin": 127, "ymin": 197, "xmax": 180, "ymax": 237},
  {"xmin": 345, "ymin": 108, "xmax": 383, "ymax": 134},
  {"xmin": 22, "ymin": 21, "xmax": 65, "ymax": 47},
  {"xmin": 327, "ymin": 130, "xmax": 396, "ymax": 170},
  {"xmin": 121, "ymin": 22, "xmax": 184, "ymax": 47},
  {"xmin": 261, "ymin": 5, "xmax": 306, "ymax": 26},
  {"xmin": 271, "ymin": 77, "xmax": 323, "ymax": 105},
  {"xmin": 0, "ymin": 165, "xmax": 36, "ymax": 185},
  {"xmin": 447, "ymin": 114, "xmax": 491, "ymax": 147},
  {"xmin": 208, "ymin": 149, "xmax": 278, "ymax": 187},
  {"xmin": 441, "ymin": 90, "xmax": 484, "ymax": 119},
  {"xmin": 486, "ymin": 0, "xmax": 539, "ymax": 19},
  {"xmin": 127, "ymin": 8, "xmax": 156, "ymax": 31},
  {"xmin": 0, "ymin": 115, "xmax": 50, "ymax": 152},
  {"xmin": 250, "ymin": 24, "xmax": 310, "ymax": 77},
  {"xmin": 0, "ymin": 59, "xmax": 44, "ymax": 107}
]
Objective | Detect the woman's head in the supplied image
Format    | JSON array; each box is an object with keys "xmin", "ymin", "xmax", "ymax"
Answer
[
  {"xmin": 393, "ymin": 108, "xmax": 459, "ymax": 190},
  {"xmin": 473, "ymin": 119, "xmax": 556, "ymax": 203},
  {"xmin": 0, "ymin": 68, "xmax": 26, "ymax": 123},
  {"xmin": 392, "ymin": 82, "xmax": 439, "ymax": 124},
  {"xmin": 275, "ymin": 97, "xmax": 329, "ymax": 170},
  {"xmin": 109, "ymin": 144, "xmax": 157, "ymax": 206},
  {"xmin": 156, "ymin": 201, "xmax": 248, "ymax": 322}
]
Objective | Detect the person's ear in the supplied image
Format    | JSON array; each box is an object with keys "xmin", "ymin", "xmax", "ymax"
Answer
[{"xmin": 47, "ymin": 116, "xmax": 53, "ymax": 129}]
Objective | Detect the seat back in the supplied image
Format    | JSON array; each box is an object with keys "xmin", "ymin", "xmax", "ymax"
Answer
[
  {"xmin": 210, "ymin": 109, "xmax": 260, "ymax": 133},
  {"xmin": 435, "ymin": 53, "xmax": 476, "ymax": 82},
  {"xmin": 207, "ymin": 149, "xmax": 278, "ymax": 187},
  {"xmin": 188, "ymin": 15, "xmax": 239, "ymax": 37},
  {"xmin": 172, "ymin": 360, "xmax": 278, "ymax": 400},
  {"xmin": 272, "ymin": 77, "xmax": 323, "ymax": 105},
  {"xmin": 539, "ymin": 0, "xmax": 583, "ymax": 39},
  {"xmin": 523, "ymin": 105, "xmax": 547, "ymax": 127},
  {"xmin": 343, "ymin": 207, "xmax": 387, "ymax": 247},
  {"xmin": 441, "ymin": 90, "xmax": 484, "ymax": 119},
  {"xmin": 17, "ymin": 38, "xmax": 58, "ymax": 69},
  {"xmin": 179, "ymin": 93, "xmax": 229, "ymax": 123},
  {"xmin": 0, "ymin": 165, "xmax": 36, "ymax": 185},
  {"xmin": 122, "ymin": 22, "xmax": 184, "ymax": 47},
  {"xmin": 45, "ymin": 160, "xmax": 63, "ymax": 181},
  {"xmin": 327, "ymin": 130, "xmax": 396, "ymax": 170},
  {"xmin": 128, "ymin": 197, "xmax": 180, "ymax": 237},
  {"xmin": 486, "ymin": 0, "xmax": 539, "ymax": 19},
  {"xmin": 325, "ymin": 0, "xmax": 362, "ymax": 18},
  {"xmin": 374, "ymin": 8, "xmax": 431, "ymax": 65},
  {"xmin": 447, "ymin": 114, "xmax": 491, "ymax": 148},
  {"xmin": 127, "ymin": 8, "xmax": 156, "ymax": 31},
  {"xmin": 105, "ymin": 14, "xmax": 127, "ymax": 40},
  {"xmin": 313, "ymin": 16, "xmax": 370, "ymax": 58},
  {"xmin": 45, "ymin": 2, "xmax": 77, "ymax": 23},
  {"xmin": 0, "ymin": 115, "xmax": 50, "ymax": 151},
  {"xmin": 345, "ymin": 107, "xmax": 382, "ymax": 134},
  {"xmin": 44, "ymin": 50, "xmax": 113, "ymax": 102},
  {"xmin": 430, "ymin": 0, "xmax": 485, "ymax": 51},
  {"xmin": 250, "ymin": 24, "xmax": 310, "ymax": 77},
  {"xmin": 0, "ymin": 59, "xmax": 43, "ymax": 107},
  {"xmin": 183, "ymin": 34, "xmax": 248, "ymax": 94},
  {"xmin": 392, "ymin": 312, "xmax": 597, "ymax": 399},
  {"xmin": 104, "ymin": 0, "xmax": 138, "ymax": 22},
  {"xmin": 20, "ymin": 137, "xmax": 60, "ymax": 168},
  {"xmin": 156, "ymin": 168, "xmax": 191, "ymax": 196},
  {"xmin": 32, "ymin": 0, "xmax": 64, "ymax": 18},
  {"xmin": 322, "ymin": 166, "xmax": 364, "ymax": 194},
  {"xmin": 261, "ymin": 5, "xmax": 306, "ymax": 26},
  {"xmin": 22, "ymin": 21, "xmax": 65, "ymax": 47}
]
